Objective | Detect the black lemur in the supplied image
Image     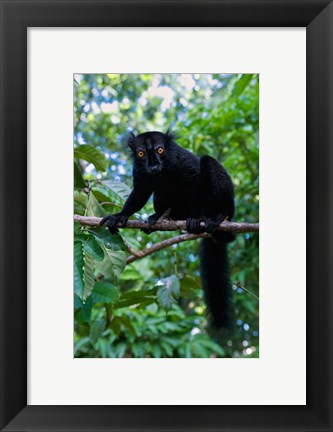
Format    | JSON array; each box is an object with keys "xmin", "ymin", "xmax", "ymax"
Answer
[{"xmin": 100, "ymin": 130, "xmax": 235, "ymax": 331}]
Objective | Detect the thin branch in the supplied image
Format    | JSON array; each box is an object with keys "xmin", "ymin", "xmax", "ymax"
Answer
[
  {"xmin": 240, "ymin": 285, "xmax": 259, "ymax": 301},
  {"xmin": 126, "ymin": 233, "xmax": 210, "ymax": 264},
  {"xmin": 74, "ymin": 214, "xmax": 259, "ymax": 233},
  {"xmin": 122, "ymin": 238, "xmax": 142, "ymax": 258},
  {"xmin": 234, "ymin": 283, "xmax": 259, "ymax": 301}
]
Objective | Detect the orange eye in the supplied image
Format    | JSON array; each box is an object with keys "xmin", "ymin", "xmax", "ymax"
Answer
[
  {"xmin": 157, "ymin": 147, "xmax": 164, "ymax": 155},
  {"xmin": 137, "ymin": 151, "xmax": 145, "ymax": 158}
]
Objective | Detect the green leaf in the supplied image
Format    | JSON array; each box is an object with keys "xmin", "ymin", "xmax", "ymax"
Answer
[
  {"xmin": 74, "ymin": 337, "xmax": 90, "ymax": 356},
  {"xmin": 132, "ymin": 342, "xmax": 146, "ymax": 358},
  {"xmin": 109, "ymin": 316, "xmax": 122, "ymax": 336},
  {"xmin": 135, "ymin": 298, "xmax": 156, "ymax": 308},
  {"xmin": 113, "ymin": 297, "xmax": 155, "ymax": 309},
  {"xmin": 92, "ymin": 281, "xmax": 119, "ymax": 303},
  {"xmin": 74, "ymin": 241, "xmax": 84, "ymax": 297},
  {"xmin": 114, "ymin": 342, "xmax": 127, "ymax": 358},
  {"xmin": 74, "ymin": 144, "xmax": 108, "ymax": 172},
  {"xmin": 91, "ymin": 228, "xmax": 127, "ymax": 283},
  {"xmin": 232, "ymin": 74, "xmax": 253, "ymax": 98},
  {"xmin": 151, "ymin": 344, "xmax": 162, "ymax": 358},
  {"xmin": 74, "ymin": 293, "xmax": 82, "ymax": 310},
  {"xmin": 120, "ymin": 267, "xmax": 142, "ymax": 281},
  {"xmin": 96, "ymin": 339, "xmax": 113, "ymax": 358},
  {"xmin": 83, "ymin": 236, "xmax": 104, "ymax": 261},
  {"xmin": 206, "ymin": 341, "xmax": 225, "ymax": 357},
  {"xmin": 74, "ymin": 190, "xmax": 88, "ymax": 215},
  {"xmin": 75, "ymin": 232, "xmax": 104, "ymax": 261},
  {"xmin": 161, "ymin": 341, "xmax": 173, "ymax": 357},
  {"xmin": 191, "ymin": 334, "xmax": 226, "ymax": 357},
  {"xmin": 116, "ymin": 316, "xmax": 137, "ymax": 336},
  {"xmin": 244, "ymin": 299, "xmax": 257, "ymax": 314},
  {"xmin": 96, "ymin": 246, "xmax": 127, "ymax": 282},
  {"xmin": 113, "ymin": 288, "xmax": 156, "ymax": 309},
  {"xmin": 203, "ymin": 340, "xmax": 226, "ymax": 357},
  {"xmin": 191, "ymin": 341, "xmax": 209, "ymax": 358},
  {"xmin": 88, "ymin": 228, "xmax": 127, "ymax": 252},
  {"xmin": 86, "ymin": 191, "xmax": 104, "ymax": 217},
  {"xmin": 74, "ymin": 161, "xmax": 86, "ymax": 189},
  {"xmin": 83, "ymin": 253, "xmax": 95, "ymax": 300},
  {"xmin": 74, "ymin": 221, "xmax": 81, "ymax": 235},
  {"xmin": 74, "ymin": 240, "xmax": 95, "ymax": 300},
  {"xmin": 119, "ymin": 288, "xmax": 157, "ymax": 300},
  {"xmin": 102, "ymin": 180, "xmax": 131, "ymax": 200},
  {"xmin": 156, "ymin": 275, "xmax": 180, "ymax": 311},
  {"xmin": 75, "ymin": 295, "xmax": 93, "ymax": 323},
  {"xmin": 89, "ymin": 319, "xmax": 105, "ymax": 346},
  {"xmin": 91, "ymin": 184, "xmax": 125, "ymax": 207},
  {"xmin": 179, "ymin": 275, "xmax": 201, "ymax": 299}
]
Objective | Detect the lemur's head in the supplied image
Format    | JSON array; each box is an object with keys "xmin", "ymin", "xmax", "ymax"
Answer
[{"xmin": 127, "ymin": 130, "xmax": 176, "ymax": 175}]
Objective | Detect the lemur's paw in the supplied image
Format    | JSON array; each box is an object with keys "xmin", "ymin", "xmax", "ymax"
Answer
[
  {"xmin": 204, "ymin": 214, "xmax": 229, "ymax": 234},
  {"xmin": 140, "ymin": 213, "xmax": 160, "ymax": 235},
  {"xmin": 147, "ymin": 213, "xmax": 161, "ymax": 225},
  {"xmin": 186, "ymin": 218, "xmax": 205, "ymax": 234},
  {"xmin": 141, "ymin": 226, "xmax": 152, "ymax": 235},
  {"xmin": 204, "ymin": 219, "xmax": 220, "ymax": 234},
  {"xmin": 100, "ymin": 213, "xmax": 128, "ymax": 234}
]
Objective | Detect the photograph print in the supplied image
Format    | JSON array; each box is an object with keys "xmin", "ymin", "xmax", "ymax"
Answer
[{"xmin": 74, "ymin": 73, "xmax": 259, "ymax": 358}]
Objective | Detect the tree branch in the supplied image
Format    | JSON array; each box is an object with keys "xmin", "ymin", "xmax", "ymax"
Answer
[
  {"xmin": 74, "ymin": 214, "xmax": 259, "ymax": 233},
  {"xmin": 126, "ymin": 232, "xmax": 210, "ymax": 264},
  {"xmin": 74, "ymin": 214, "xmax": 259, "ymax": 264}
]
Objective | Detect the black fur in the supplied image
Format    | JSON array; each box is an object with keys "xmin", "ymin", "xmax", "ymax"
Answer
[{"xmin": 101, "ymin": 130, "xmax": 235, "ymax": 331}]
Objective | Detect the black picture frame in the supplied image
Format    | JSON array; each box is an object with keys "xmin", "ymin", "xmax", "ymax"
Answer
[{"xmin": 1, "ymin": 1, "xmax": 332, "ymax": 431}]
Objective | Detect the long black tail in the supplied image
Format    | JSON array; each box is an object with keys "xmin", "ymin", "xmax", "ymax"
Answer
[{"xmin": 199, "ymin": 234, "xmax": 233, "ymax": 331}]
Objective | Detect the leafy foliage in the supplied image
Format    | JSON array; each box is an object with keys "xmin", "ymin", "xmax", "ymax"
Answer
[
  {"xmin": 156, "ymin": 275, "xmax": 180, "ymax": 311},
  {"xmin": 74, "ymin": 73, "xmax": 259, "ymax": 358}
]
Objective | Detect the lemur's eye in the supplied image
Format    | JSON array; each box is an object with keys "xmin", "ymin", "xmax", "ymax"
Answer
[
  {"xmin": 137, "ymin": 151, "xmax": 145, "ymax": 158},
  {"xmin": 157, "ymin": 147, "xmax": 164, "ymax": 155}
]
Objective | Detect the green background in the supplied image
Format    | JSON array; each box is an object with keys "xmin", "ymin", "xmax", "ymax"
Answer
[{"xmin": 74, "ymin": 73, "xmax": 259, "ymax": 358}]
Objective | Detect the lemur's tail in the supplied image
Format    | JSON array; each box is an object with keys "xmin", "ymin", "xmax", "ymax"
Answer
[{"xmin": 199, "ymin": 234, "xmax": 233, "ymax": 331}]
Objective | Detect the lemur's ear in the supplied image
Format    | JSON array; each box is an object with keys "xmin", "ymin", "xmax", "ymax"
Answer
[
  {"xmin": 164, "ymin": 127, "xmax": 178, "ymax": 146},
  {"xmin": 127, "ymin": 131, "xmax": 136, "ymax": 150}
]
